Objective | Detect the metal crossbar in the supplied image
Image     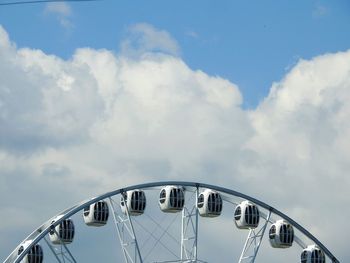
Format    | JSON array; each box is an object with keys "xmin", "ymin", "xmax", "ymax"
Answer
[{"xmin": 108, "ymin": 197, "xmax": 143, "ymax": 263}]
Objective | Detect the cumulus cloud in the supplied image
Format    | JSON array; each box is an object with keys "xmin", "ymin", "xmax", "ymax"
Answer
[
  {"xmin": 0, "ymin": 24, "xmax": 349, "ymax": 262},
  {"xmin": 245, "ymin": 51, "xmax": 350, "ymax": 253}
]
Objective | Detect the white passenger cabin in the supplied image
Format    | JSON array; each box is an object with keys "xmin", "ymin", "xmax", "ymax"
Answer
[
  {"xmin": 159, "ymin": 186, "xmax": 185, "ymax": 213},
  {"xmin": 301, "ymin": 245, "xmax": 326, "ymax": 263},
  {"xmin": 197, "ymin": 189, "xmax": 222, "ymax": 217},
  {"xmin": 83, "ymin": 200, "xmax": 109, "ymax": 226},
  {"xmin": 17, "ymin": 240, "xmax": 43, "ymax": 263},
  {"xmin": 234, "ymin": 201, "xmax": 260, "ymax": 229},
  {"xmin": 120, "ymin": 190, "xmax": 146, "ymax": 216},
  {"xmin": 49, "ymin": 215, "xmax": 75, "ymax": 245},
  {"xmin": 269, "ymin": 219, "xmax": 294, "ymax": 248}
]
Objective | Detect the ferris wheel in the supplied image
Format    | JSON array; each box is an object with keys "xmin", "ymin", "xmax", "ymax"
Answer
[{"xmin": 3, "ymin": 181, "xmax": 339, "ymax": 263}]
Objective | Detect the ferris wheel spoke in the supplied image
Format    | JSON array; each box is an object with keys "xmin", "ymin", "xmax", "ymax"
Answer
[
  {"xmin": 42, "ymin": 237, "xmax": 63, "ymax": 263},
  {"xmin": 143, "ymin": 212, "xmax": 182, "ymax": 248},
  {"xmin": 108, "ymin": 197, "xmax": 143, "ymax": 263},
  {"xmin": 45, "ymin": 229, "xmax": 77, "ymax": 263},
  {"xmin": 181, "ymin": 188, "xmax": 199, "ymax": 262},
  {"xmin": 238, "ymin": 210, "xmax": 271, "ymax": 263},
  {"xmin": 133, "ymin": 215, "xmax": 180, "ymax": 261},
  {"xmin": 139, "ymin": 213, "xmax": 168, "ymax": 250}
]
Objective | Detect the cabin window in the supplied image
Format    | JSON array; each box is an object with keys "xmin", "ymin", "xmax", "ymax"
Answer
[
  {"xmin": 59, "ymin": 220, "xmax": 74, "ymax": 241},
  {"xmin": 208, "ymin": 193, "xmax": 222, "ymax": 213},
  {"xmin": 252, "ymin": 205, "xmax": 259, "ymax": 225},
  {"xmin": 18, "ymin": 246, "xmax": 24, "ymax": 255},
  {"xmin": 269, "ymin": 225, "xmax": 276, "ymax": 239},
  {"xmin": 279, "ymin": 224, "xmax": 293, "ymax": 245},
  {"xmin": 83, "ymin": 206, "xmax": 90, "ymax": 217},
  {"xmin": 159, "ymin": 190, "xmax": 166, "ymax": 204},
  {"xmin": 131, "ymin": 191, "xmax": 146, "ymax": 211},
  {"xmin": 169, "ymin": 188, "xmax": 184, "ymax": 208},
  {"xmin": 27, "ymin": 245, "xmax": 43, "ymax": 263},
  {"xmin": 197, "ymin": 194, "xmax": 204, "ymax": 208},
  {"xmin": 301, "ymin": 251, "xmax": 308, "ymax": 263},
  {"xmin": 234, "ymin": 206, "xmax": 241, "ymax": 220},
  {"xmin": 311, "ymin": 249, "xmax": 325, "ymax": 263},
  {"xmin": 49, "ymin": 221, "xmax": 55, "ymax": 235},
  {"xmin": 94, "ymin": 201, "xmax": 109, "ymax": 222}
]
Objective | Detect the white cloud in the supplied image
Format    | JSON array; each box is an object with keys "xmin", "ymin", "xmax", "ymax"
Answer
[
  {"xmin": 0, "ymin": 24, "xmax": 349, "ymax": 262},
  {"xmin": 44, "ymin": 2, "xmax": 73, "ymax": 29},
  {"xmin": 45, "ymin": 2, "xmax": 71, "ymax": 16},
  {"xmin": 121, "ymin": 23, "xmax": 180, "ymax": 57}
]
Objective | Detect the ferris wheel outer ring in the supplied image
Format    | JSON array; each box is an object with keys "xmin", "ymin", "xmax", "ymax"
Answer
[{"xmin": 3, "ymin": 181, "xmax": 339, "ymax": 263}]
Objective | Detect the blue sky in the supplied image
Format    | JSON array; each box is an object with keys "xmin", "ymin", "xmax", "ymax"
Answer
[
  {"xmin": 1, "ymin": 0, "xmax": 349, "ymax": 107},
  {"xmin": 1, "ymin": 1, "xmax": 350, "ymax": 262}
]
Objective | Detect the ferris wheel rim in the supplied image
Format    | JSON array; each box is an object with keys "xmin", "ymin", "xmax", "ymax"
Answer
[{"xmin": 4, "ymin": 180, "xmax": 339, "ymax": 263}]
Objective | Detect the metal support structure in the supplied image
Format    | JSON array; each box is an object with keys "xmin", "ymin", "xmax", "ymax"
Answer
[
  {"xmin": 108, "ymin": 196, "xmax": 143, "ymax": 263},
  {"xmin": 5, "ymin": 181, "xmax": 340, "ymax": 263},
  {"xmin": 181, "ymin": 187, "xmax": 199, "ymax": 262},
  {"xmin": 42, "ymin": 232, "xmax": 77, "ymax": 263},
  {"xmin": 238, "ymin": 211, "xmax": 271, "ymax": 263}
]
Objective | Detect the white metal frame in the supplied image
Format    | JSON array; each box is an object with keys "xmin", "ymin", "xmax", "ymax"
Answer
[
  {"xmin": 180, "ymin": 187, "xmax": 199, "ymax": 262},
  {"xmin": 238, "ymin": 210, "xmax": 271, "ymax": 263},
  {"xmin": 108, "ymin": 196, "xmax": 143, "ymax": 263},
  {"xmin": 43, "ymin": 234, "xmax": 77, "ymax": 263}
]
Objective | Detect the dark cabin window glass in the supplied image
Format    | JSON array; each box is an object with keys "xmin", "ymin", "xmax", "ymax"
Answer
[
  {"xmin": 234, "ymin": 206, "xmax": 241, "ymax": 220},
  {"xmin": 170, "ymin": 189, "xmax": 175, "ymax": 207},
  {"xmin": 94, "ymin": 202, "xmax": 100, "ymax": 221},
  {"xmin": 130, "ymin": 191, "xmax": 146, "ymax": 212},
  {"xmin": 246, "ymin": 205, "xmax": 251, "ymax": 224},
  {"xmin": 311, "ymin": 249, "xmax": 325, "ymax": 263},
  {"xmin": 301, "ymin": 251, "xmax": 308, "ymax": 263},
  {"xmin": 287, "ymin": 224, "xmax": 293, "ymax": 244},
  {"xmin": 280, "ymin": 224, "xmax": 286, "ymax": 243},
  {"xmin": 216, "ymin": 194, "xmax": 223, "ymax": 213},
  {"xmin": 197, "ymin": 194, "xmax": 204, "ymax": 208},
  {"xmin": 311, "ymin": 250, "xmax": 316, "ymax": 262},
  {"xmin": 142, "ymin": 192, "xmax": 146, "ymax": 210},
  {"xmin": 27, "ymin": 245, "xmax": 43, "ymax": 263},
  {"xmin": 269, "ymin": 225, "xmax": 276, "ymax": 239},
  {"xmin": 170, "ymin": 188, "xmax": 184, "ymax": 209},
  {"xmin": 134, "ymin": 191, "xmax": 139, "ymax": 210},
  {"xmin": 102, "ymin": 201, "xmax": 109, "ymax": 222},
  {"xmin": 59, "ymin": 219, "xmax": 74, "ymax": 241},
  {"xmin": 159, "ymin": 189, "xmax": 166, "ymax": 204},
  {"xmin": 93, "ymin": 202, "xmax": 108, "ymax": 222},
  {"xmin": 208, "ymin": 193, "xmax": 222, "ymax": 213},
  {"xmin": 131, "ymin": 191, "xmax": 136, "ymax": 210},
  {"xmin": 248, "ymin": 205, "xmax": 259, "ymax": 226},
  {"xmin": 18, "ymin": 246, "xmax": 24, "ymax": 255},
  {"xmin": 279, "ymin": 223, "xmax": 293, "ymax": 245},
  {"xmin": 83, "ymin": 206, "xmax": 90, "ymax": 217},
  {"xmin": 208, "ymin": 193, "xmax": 213, "ymax": 212}
]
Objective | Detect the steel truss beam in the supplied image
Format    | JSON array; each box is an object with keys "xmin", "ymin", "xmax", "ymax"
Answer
[
  {"xmin": 181, "ymin": 188, "xmax": 199, "ymax": 262},
  {"xmin": 238, "ymin": 211, "xmax": 271, "ymax": 263},
  {"xmin": 108, "ymin": 196, "xmax": 143, "ymax": 263},
  {"xmin": 43, "ymin": 230, "xmax": 77, "ymax": 263}
]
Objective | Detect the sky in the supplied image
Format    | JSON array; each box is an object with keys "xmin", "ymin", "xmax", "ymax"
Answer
[
  {"xmin": 0, "ymin": 0, "xmax": 350, "ymax": 262},
  {"xmin": 1, "ymin": 0, "xmax": 350, "ymax": 108}
]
